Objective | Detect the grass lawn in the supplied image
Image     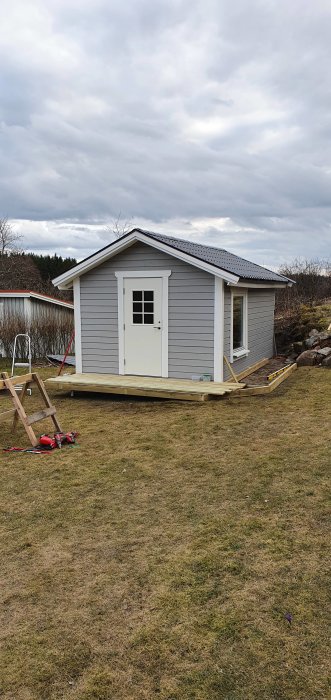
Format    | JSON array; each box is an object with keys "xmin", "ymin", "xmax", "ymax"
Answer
[{"xmin": 0, "ymin": 365, "xmax": 330, "ymax": 699}]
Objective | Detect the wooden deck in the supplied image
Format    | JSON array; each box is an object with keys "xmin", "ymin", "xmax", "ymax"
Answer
[{"xmin": 46, "ymin": 373, "xmax": 246, "ymax": 402}]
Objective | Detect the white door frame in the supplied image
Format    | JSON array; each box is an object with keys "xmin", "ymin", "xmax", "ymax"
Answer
[{"xmin": 115, "ymin": 270, "xmax": 171, "ymax": 377}]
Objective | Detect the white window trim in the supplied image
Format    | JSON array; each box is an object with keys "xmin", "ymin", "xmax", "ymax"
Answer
[
  {"xmin": 115, "ymin": 270, "xmax": 171, "ymax": 377},
  {"xmin": 230, "ymin": 289, "xmax": 249, "ymax": 363},
  {"xmin": 73, "ymin": 277, "xmax": 82, "ymax": 373}
]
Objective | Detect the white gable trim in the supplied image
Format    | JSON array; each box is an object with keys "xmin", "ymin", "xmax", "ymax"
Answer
[{"xmin": 53, "ymin": 231, "xmax": 240, "ymax": 289}]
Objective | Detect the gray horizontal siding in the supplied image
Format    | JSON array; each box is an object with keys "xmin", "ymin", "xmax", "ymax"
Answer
[
  {"xmin": 223, "ymin": 287, "xmax": 275, "ymax": 379},
  {"xmin": 80, "ymin": 241, "xmax": 215, "ymax": 378}
]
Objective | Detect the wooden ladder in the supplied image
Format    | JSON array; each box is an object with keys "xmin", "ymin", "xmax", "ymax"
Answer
[{"xmin": 0, "ymin": 372, "xmax": 62, "ymax": 447}]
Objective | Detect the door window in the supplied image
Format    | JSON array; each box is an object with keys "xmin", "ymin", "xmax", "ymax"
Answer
[{"xmin": 132, "ymin": 290, "xmax": 154, "ymax": 325}]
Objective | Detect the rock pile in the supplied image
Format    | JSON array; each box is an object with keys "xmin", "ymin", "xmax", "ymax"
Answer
[{"xmin": 295, "ymin": 329, "xmax": 331, "ymax": 367}]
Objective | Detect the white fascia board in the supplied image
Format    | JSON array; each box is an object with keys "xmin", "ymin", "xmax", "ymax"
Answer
[
  {"xmin": 29, "ymin": 293, "xmax": 74, "ymax": 308},
  {"xmin": 227, "ymin": 281, "xmax": 290, "ymax": 289},
  {"xmin": 53, "ymin": 232, "xmax": 240, "ymax": 288},
  {"xmin": 0, "ymin": 292, "xmax": 30, "ymax": 298}
]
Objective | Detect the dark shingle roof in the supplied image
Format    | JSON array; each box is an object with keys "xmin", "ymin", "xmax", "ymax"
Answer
[{"xmin": 135, "ymin": 229, "xmax": 292, "ymax": 283}]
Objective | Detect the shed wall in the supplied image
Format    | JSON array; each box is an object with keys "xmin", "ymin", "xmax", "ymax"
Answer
[
  {"xmin": 2, "ymin": 297, "xmax": 25, "ymax": 315},
  {"xmin": 79, "ymin": 242, "xmax": 215, "ymax": 378},
  {"xmin": 30, "ymin": 298, "xmax": 73, "ymax": 322},
  {"xmin": 223, "ymin": 287, "xmax": 275, "ymax": 378},
  {"xmin": 0, "ymin": 297, "xmax": 74, "ymax": 358}
]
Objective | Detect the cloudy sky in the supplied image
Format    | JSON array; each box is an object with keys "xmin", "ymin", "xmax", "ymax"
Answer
[{"xmin": 0, "ymin": 0, "xmax": 330, "ymax": 267}]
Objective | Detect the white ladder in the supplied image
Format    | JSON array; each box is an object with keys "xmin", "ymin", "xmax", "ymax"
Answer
[{"xmin": 11, "ymin": 334, "xmax": 32, "ymax": 393}]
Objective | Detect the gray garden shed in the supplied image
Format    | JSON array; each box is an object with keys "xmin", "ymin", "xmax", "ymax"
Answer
[
  {"xmin": 53, "ymin": 229, "xmax": 293, "ymax": 382},
  {"xmin": 0, "ymin": 290, "xmax": 74, "ymax": 359}
]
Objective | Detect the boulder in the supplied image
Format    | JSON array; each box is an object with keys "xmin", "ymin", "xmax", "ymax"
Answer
[
  {"xmin": 317, "ymin": 346, "xmax": 331, "ymax": 358},
  {"xmin": 309, "ymin": 328, "xmax": 320, "ymax": 337},
  {"xmin": 304, "ymin": 331, "xmax": 331, "ymax": 350},
  {"xmin": 322, "ymin": 355, "xmax": 331, "ymax": 368},
  {"xmin": 296, "ymin": 350, "xmax": 321, "ymax": 366},
  {"xmin": 304, "ymin": 336, "xmax": 319, "ymax": 349},
  {"xmin": 319, "ymin": 333, "xmax": 331, "ymax": 349},
  {"xmin": 293, "ymin": 341, "xmax": 303, "ymax": 354}
]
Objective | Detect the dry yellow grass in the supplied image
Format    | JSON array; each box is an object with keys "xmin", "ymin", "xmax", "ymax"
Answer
[{"xmin": 0, "ymin": 364, "xmax": 330, "ymax": 699}]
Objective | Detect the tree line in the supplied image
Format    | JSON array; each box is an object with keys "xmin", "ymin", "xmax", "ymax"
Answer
[
  {"xmin": 276, "ymin": 258, "xmax": 331, "ymax": 313},
  {"xmin": 0, "ymin": 251, "xmax": 76, "ymax": 300},
  {"xmin": 0, "ymin": 216, "xmax": 330, "ymax": 307},
  {"xmin": 0, "ymin": 218, "xmax": 76, "ymax": 300}
]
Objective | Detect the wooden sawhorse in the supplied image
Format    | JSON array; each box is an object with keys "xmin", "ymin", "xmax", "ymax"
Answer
[{"xmin": 0, "ymin": 372, "xmax": 62, "ymax": 447}]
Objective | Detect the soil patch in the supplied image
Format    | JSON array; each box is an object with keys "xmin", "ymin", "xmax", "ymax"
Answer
[{"xmin": 244, "ymin": 356, "xmax": 293, "ymax": 386}]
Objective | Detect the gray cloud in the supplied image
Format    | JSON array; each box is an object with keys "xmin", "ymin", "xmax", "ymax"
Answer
[{"xmin": 1, "ymin": 0, "xmax": 331, "ymax": 266}]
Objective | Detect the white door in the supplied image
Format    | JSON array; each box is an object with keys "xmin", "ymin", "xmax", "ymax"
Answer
[{"xmin": 123, "ymin": 277, "xmax": 163, "ymax": 376}]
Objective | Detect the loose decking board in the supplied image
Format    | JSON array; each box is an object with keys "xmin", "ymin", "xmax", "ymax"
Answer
[{"xmin": 46, "ymin": 373, "xmax": 246, "ymax": 402}]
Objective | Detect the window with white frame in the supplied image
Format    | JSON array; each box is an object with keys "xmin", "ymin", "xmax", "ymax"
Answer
[{"xmin": 231, "ymin": 291, "xmax": 248, "ymax": 360}]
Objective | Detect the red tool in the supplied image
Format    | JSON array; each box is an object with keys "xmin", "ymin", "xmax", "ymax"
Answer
[{"xmin": 57, "ymin": 330, "xmax": 75, "ymax": 376}]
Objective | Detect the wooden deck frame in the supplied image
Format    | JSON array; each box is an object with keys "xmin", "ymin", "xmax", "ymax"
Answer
[
  {"xmin": 45, "ymin": 361, "xmax": 296, "ymax": 403},
  {"xmin": 46, "ymin": 373, "xmax": 246, "ymax": 402},
  {"xmin": 0, "ymin": 372, "xmax": 62, "ymax": 446},
  {"xmin": 231, "ymin": 363, "xmax": 297, "ymax": 397},
  {"xmin": 225, "ymin": 357, "xmax": 269, "ymax": 382}
]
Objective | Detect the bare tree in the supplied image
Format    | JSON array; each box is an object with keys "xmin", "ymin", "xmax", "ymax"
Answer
[
  {"xmin": 105, "ymin": 213, "xmax": 133, "ymax": 240},
  {"xmin": 276, "ymin": 257, "xmax": 331, "ymax": 316},
  {"xmin": 0, "ymin": 217, "xmax": 22, "ymax": 253}
]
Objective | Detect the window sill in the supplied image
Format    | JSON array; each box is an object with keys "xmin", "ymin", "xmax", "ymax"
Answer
[{"xmin": 232, "ymin": 348, "xmax": 250, "ymax": 361}]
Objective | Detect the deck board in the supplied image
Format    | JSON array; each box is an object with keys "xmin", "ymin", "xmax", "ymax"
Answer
[{"xmin": 46, "ymin": 373, "xmax": 245, "ymax": 401}]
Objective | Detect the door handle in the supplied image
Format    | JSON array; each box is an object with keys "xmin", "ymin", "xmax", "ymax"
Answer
[{"xmin": 154, "ymin": 325, "xmax": 161, "ymax": 330}]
